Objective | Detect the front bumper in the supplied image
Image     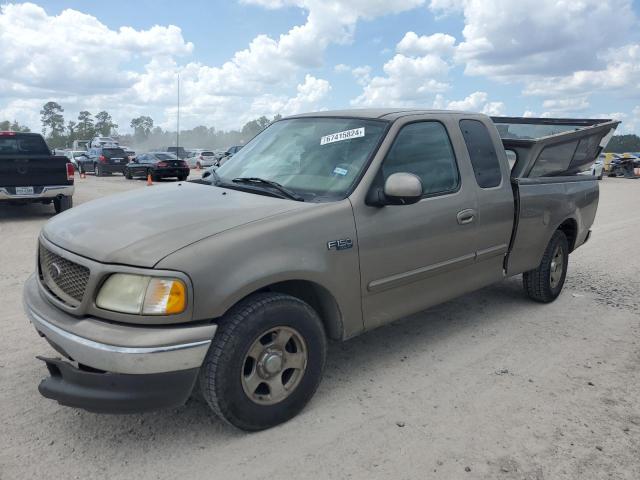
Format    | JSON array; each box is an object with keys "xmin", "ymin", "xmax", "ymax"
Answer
[
  {"xmin": 0, "ymin": 185, "xmax": 74, "ymax": 201},
  {"xmin": 23, "ymin": 274, "xmax": 216, "ymax": 412},
  {"xmin": 38, "ymin": 356, "xmax": 199, "ymax": 413}
]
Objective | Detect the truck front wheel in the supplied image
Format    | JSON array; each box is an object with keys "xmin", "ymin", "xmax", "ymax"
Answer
[
  {"xmin": 198, "ymin": 292, "xmax": 327, "ymax": 431},
  {"xmin": 523, "ymin": 230, "xmax": 569, "ymax": 303}
]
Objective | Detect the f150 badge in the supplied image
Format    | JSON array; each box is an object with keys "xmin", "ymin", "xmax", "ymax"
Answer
[{"xmin": 327, "ymin": 238, "xmax": 353, "ymax": 251}]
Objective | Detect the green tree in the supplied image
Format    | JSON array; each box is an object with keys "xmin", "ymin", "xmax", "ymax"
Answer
[
  {"xmin": 0, "ymin": 120, "xmax": 30, "ymax": 132},
  {"xmin": 66, "ymin": 121, "xmax": 77, "ymax": 144},
  {"xmin": 131, "ymin": 115, "xmax": 154, "ymax": 141},
  {"xmin": 77, "ymin": 111, "xmax": 95, "ymax": 140},
  {"xmin": 40, "ymin": 101, "xmax": 65, "ymax": 141},
  {"xmin": 241, "ymin": 116, "xmax": 271, "ymax": 139},
  {"xmin": 94, "ymin": 111, "xmax": 118, "ymax": 136},
  {"xmin": 604, "ymin": 134, "xmax": 640, "ymax": 153}
]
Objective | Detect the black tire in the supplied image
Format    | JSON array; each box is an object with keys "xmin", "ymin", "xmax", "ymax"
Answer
[
  {"xmin": 198, "ymin": 292, "xmax": 327, "ymax": 431},
  {"xmin": 597, "ymin": 173, "xmax": 603, "ymax": 180},
  {"xmin": 178, "ymin": 174, "xmax": 188, "ymax": 181},
  {"xmin": 95, "ymin": 164, "xmax": 103, "ymax": 177},
  {"xmin": 523, "ymin": 230, "xmax": 569, "ymax": 303},
  {"xmin": 53, "ymin": 196, "xmax": 73, "ymax": 214},
  {"xmin": 152, "ymin": 173, "xmax": 161, "ymax": 182},
  {"xmin": 124, "ymin": 168, "xmax": 132, "ymax": 179}
]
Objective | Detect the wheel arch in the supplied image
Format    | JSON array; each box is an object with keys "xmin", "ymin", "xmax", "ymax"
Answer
[
  {"xmin": 556, "ymin": 217, "xmax": 578, "ymax": 252},
  {"xmin": 221, "ymin": 279, "xmax": 345, "ymax": 341}
]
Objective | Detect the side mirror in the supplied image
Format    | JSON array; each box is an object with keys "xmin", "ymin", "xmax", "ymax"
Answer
[{"xmin": 368, "ymin": 172, "xmax": 423, "ymax": 206}]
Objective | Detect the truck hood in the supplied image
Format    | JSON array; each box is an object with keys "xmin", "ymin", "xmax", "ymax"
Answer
[{"xmin": 43, "ymin": 182, "xmax": 306, "ymax": 267}]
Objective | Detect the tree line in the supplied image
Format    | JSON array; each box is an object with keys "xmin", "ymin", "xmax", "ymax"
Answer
[
  {"xmin": 2, "ymin": 100, "xmax": 640, "ymax": 153},
  {"xmin": 3, "ymin": 101, "xmax": 282, "ymax": 151}
]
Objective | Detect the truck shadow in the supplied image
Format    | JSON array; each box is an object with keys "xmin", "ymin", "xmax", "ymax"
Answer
[
  {"xmin": 0, "ymin": 203, "xmax": 56, "ymax": 221},
  {"xmin": 50, "ymin": 276, "xmax": 530, "ymax": 445}
]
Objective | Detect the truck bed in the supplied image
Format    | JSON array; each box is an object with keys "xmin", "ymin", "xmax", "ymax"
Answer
[{"xmin": 491, "ymin": 116, "xmax": 616, "ymax": 276}]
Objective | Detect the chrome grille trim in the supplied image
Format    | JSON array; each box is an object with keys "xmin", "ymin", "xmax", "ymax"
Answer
[{"xmin": 39, "ymin": 243, "xmax": 90, "ymax": 307}]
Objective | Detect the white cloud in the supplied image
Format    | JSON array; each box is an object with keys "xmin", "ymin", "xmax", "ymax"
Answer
[
  {"xmin": 541, "ymin": 97, "xmax": 590, "ymax": 113},
  {"xmin": 433, "ymin": 91, "xmax": 505, "ymax": 115},
  {"xmin": 351, "ymin": 32, "xmax": 455, "ymax": 107},
  {"xmin": 0, "ymin": 1, "xmax": 431, "ymax": 131},
  {"xmin": 396, "ymin": 32, "xmax": 456, "ymax": 57}
]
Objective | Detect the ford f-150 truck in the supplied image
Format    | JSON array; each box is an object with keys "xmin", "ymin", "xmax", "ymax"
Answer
[
  {"xmin": 1, "ymin": 131, "xmax": 74, "ymax": 213},
  {"xmin": 23, "ymin": 109, "xmax": 618, "ymax": 430}
]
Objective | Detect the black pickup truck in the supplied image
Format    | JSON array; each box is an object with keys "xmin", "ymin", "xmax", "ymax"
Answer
[{"xmin": 0, "ymin": 132, "xmax": 74, "ymax": 213}]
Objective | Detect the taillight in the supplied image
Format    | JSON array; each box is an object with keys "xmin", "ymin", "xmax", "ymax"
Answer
[
  {"xmin": 66, "ymin": 162, "xmax": 75, "ymax": 180},
  {"xmin": 0, "ymin": 131, "xmax": 16, "ymax": 136},
  {"xmin": 99, "ymin": 155, "xmax": 107, "ymax": 163},
  {"xmin": 157, "ymin": 161, "xmax": 168, "ymax": 167}
]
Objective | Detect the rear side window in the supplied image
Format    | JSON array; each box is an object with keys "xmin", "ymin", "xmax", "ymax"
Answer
[
  {"xmin": 0, "ymin": 135, "xmax": 50, "ymax": 155},
  {"xmin": 460, "ymin": 119, "xmax": 502, "ymax": 188},
  {"xmin": 382, "ymin": 122, "xmax": 459, "ymax": 196}
]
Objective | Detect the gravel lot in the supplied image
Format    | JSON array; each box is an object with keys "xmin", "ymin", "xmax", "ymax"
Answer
[{"xmin": 1, "ymin": 174, "xmax": 638, "ymax": 480}]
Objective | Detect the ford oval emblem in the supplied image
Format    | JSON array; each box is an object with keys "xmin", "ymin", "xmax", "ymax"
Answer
[{"xmin": 48, "ymin": 262, "xmax": 62, "ymax": 279}]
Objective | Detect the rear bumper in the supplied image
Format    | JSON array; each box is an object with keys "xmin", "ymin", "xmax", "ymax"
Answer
[
  {"xmin": 37, "ymin": 356, "xmax": 198, "ymax": 413},
  {"xmin": 101, "ymin": 164, "xmax": 126, "ymax": 173},
  {"xmin": 0, "ymin": 185, "xmax": 74, "ymax": 201},
  {"xmin": 154, "ymin": 167, "xmax": 190, "ymax": 177}
]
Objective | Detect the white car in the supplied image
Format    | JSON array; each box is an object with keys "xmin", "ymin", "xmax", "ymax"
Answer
[
  {"xmin": 64, "ymin": 150, "xmax": 89, "ymax": 170},
  {"xmin": 187, "ymin": 149, "xmax": 218, "ymax": 168},
  {"xmin": 591, "ymin": 158, "xmax": 604, "ymax": 180},
  {"xmin": 90, "ymin": 136, "xmax": 119, "ymax": 148}
]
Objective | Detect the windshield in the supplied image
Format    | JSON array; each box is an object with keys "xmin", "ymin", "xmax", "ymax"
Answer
[
  {"xmin": 202, "ymin": 151, "xmax": 214, "ymax": 156},
  {"xmin": 215, "ymin": 117, "xmax": 388, "ymax": 201},
  {"xmin": 103, "ymin": 148, "xmax": 126, "ymax": 157}
]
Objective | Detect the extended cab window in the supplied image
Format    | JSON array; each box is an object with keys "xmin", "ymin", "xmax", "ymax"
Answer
[
  {"xmin": 382, "ymin": 122, "xmax": 459, "ymax": 196},
  {"xmin": 460, "ymin": 119, "xmax": 502, "ymax": 188}
]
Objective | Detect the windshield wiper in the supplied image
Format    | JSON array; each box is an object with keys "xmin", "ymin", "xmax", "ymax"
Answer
[{"xmin": 232, "ymin": 177, "xmax": 305, "ymax": 201}]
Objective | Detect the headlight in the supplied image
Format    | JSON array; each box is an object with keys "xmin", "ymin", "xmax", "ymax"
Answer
[{"xmin": 96, "ymin": 274, "xmax": 187, "ymax": 315}]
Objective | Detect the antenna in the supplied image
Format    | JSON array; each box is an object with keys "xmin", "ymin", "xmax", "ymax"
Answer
[{"xmin": 176, "ymin": 73, "xmax": 180, "ymax": 153}]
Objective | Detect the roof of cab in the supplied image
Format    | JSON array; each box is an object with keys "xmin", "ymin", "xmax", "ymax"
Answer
[{"xmin": 286, "ymin": 108, "xmax": 475, "ymax": 121}]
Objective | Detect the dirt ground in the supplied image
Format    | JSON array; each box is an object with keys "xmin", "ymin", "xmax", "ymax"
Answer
[{"xmin": 0, "ymin": 174, "xmax": 638, "ymax": 480}]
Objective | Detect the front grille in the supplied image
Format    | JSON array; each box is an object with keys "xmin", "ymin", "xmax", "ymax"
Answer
[{"xmin": 39, "ymin": 243, "xmax": 90, "ymax": 306}]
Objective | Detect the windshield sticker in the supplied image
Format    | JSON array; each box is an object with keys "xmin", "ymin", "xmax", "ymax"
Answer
[
  {"xmin": 333, "ymin": 167, "xmax": 348, "ymax": 176},
  {"xmin": 321, "ymin": 127, "xmax": 365, "ymax": 145}
]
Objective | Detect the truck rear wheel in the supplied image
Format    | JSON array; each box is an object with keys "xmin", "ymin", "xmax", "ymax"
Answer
[
  {"xmin": 53, "ymin": 195, "xmax": 73, "ymax": 214},
  {"xmin": 198, "ymin": 292, "xmax": 326, "ymax": 431},
  {"xmin": 523, "ymin": 230, "xmax": 569, "ymax": 303}
]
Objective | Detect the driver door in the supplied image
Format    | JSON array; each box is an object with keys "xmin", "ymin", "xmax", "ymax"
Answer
[{"xmin": 353, "ymin": 120, "xmax": 480, "ymax": 330}]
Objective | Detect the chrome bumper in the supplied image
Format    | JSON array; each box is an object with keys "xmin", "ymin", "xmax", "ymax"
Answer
[
  {"xmin": 23, "ymin": 275, "xmax": 215, "ymax": 374},
  {"xmin": 0, "ymin": 185, "xmax": 74, "ymax": 200}
]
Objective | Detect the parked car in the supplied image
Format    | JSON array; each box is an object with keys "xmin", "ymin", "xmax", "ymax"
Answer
[
  {"xmin": 90, "ymin": 136, "xmax": 119, "ymax": 148},
  {"xmin": 124, "ymin": 152, "xmax": 189, "ymax": 181},
  {"xmin": 187, "ymin": 149, "xmax": 218, "ymax": 168},
  {"xmin": 64, "ymin": 150, "xmax": 88, "ymax": 171},
  {"xmin": 167, "ymin": 146, "xmax": 188, "ymax": 159},
  {"xmin": 76, "ymin": 146, "xmax": 129, "ymax": 176},
  {"xmin": 120, "ymin": 146, "xmax": 136, "ymax": 158},
  {"xmin": 591, "ymin": 158, "xmax": 604, "ymax": 180},
  {"xmin": 0, "ymin": 131, "xmax": 74, "ymax": 213},
  {"xmin": 24, "ymin": 110, "xmax": 618, "ymax": 430},
  {"xmin": 225, "ymin": 145, "xmax": 243, "ymax": 156}
]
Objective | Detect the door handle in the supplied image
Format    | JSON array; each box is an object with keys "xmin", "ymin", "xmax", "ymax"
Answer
[{"xmin": 457, "ymin": 209, "xmax": 476, "ymax": 225}]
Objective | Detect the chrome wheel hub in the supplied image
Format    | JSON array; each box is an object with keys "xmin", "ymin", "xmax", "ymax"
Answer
[
  {"xmin": 549, "ymin": 245, "xmax": 564, "ymax": 289},
  {"xmin": 241, "ymin": 326, "xmax": 307, "ymax": 405}
]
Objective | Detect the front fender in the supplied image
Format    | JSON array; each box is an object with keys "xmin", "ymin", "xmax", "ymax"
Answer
[{"xmin": 157, "ymin": 200, "xmax": 364, "ymax": 339}]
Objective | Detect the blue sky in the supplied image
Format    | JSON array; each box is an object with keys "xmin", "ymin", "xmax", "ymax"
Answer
[{"xmin": 2, "ymin": 0, "xmax": 640, "ymax": 133}]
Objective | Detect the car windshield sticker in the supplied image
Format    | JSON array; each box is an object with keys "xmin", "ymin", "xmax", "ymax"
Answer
[
  {"xmin": 333, "ymin": 167, "xmax": 348, "ymax": 176},
  {"xmin": 321, "ymin": 127, "xmax": 365, "ymax": 145}
]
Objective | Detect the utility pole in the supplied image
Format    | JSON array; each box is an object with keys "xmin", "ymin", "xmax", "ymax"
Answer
[{"xmin": 176, "ymin": 73, "xmax": 180, "ymax": 154}]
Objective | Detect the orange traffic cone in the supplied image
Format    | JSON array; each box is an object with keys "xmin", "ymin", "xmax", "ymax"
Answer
[{"xmin": 147, "ymin": 173, "xmax": 153, "ymax": 186}]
